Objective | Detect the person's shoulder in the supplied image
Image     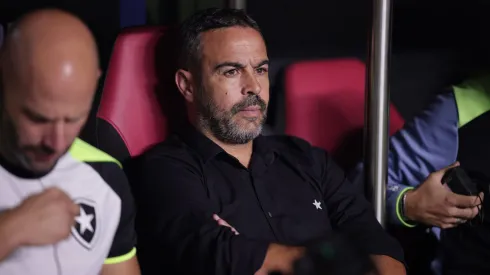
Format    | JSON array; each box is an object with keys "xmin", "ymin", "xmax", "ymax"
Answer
[
  {"xmin": 67, "ymin": 138, "xmax": 128, "ymax": 193},
  {"xmin": 140, "ymin": 134, "xmax": 201, "ymax": 166},
  {"xmin": 143, "ymin": 134, "xmax": 188, "ymax": 157},
  {"xmin": 68, "ymin": 137, "xmax": 121, "ymax": 169}
]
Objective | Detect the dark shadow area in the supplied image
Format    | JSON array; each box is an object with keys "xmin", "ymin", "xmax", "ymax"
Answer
[
  {"xmin": 332, "ymin": 128, "xmax": 364, "ymax": 173},
  {"xmin": 153, "ymin": 25, "xmax": 187, "ymax": 132},
  {"xmin": 388, "ymin": 226, "xmax": 439, "ymax": 275},
  {"xmin": 267, "ymin": 66, "xmax": 286, "ymax": 131}
]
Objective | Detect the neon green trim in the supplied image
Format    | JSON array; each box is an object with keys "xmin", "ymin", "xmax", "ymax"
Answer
[
  {"xmin": 69, "ymin": 138, "xmax": 121, "ymax": 168},
  {"xmin": 104, "ymin": 247, "xmax": 136, "ymax": 264},
  {"xmin": 453, "ymin": 75, "xmax": 490, "ymax": 128},
  {"xmin": 396, "ymin": 187, "xmax": 416, "ymax": 228}
]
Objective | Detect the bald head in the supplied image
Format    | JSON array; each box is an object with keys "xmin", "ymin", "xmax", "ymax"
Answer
[
  {"xmin": 2, "ymin": 9, "xmax": 99, "ymax": 96},
  {"xmin": 0, "ymin": 9, "xmax": 100, "ymax": 174}
]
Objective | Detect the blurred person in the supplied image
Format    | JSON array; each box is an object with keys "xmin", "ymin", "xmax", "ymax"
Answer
[
  {"xmin": 350, "ymin": 75, "xmax": 488, "ymax": 275},
  {"xmin": 135, "ymin": 8, "xmax": 405, "ymax": 275},
  {"xmin": 0, "ymin": 9, "xmax": 140, "ymax": 275}
]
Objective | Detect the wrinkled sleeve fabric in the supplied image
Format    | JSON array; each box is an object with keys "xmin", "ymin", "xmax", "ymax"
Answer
[
  {"xmin": 135, "ymin": 147, "xmax": 269, "ymax": 275},
  {"xmin": 386, "ymin": 92, "xmax": 459, "ymax": 226},
  {"xmin": 314, "ymin": 148, "xmax": 405, "ymax": 262}
]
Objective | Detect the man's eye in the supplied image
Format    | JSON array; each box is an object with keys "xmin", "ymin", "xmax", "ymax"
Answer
[
  {"xmin": 65, "ymin": 118, "xmax": 81, "ymax": 124},
  {"xmin": 224, "ymin": 69, "xmax": 238, "ymax": 77},
  {"xmin": 256, "ymin": 67, "xmax": 268, "ymax": 74},
  {"xmin": 28, "ymin": 115, "xmax": 49, "ymax": 124}
]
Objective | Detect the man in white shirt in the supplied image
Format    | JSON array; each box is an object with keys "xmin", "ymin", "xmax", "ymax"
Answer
[{"xmin": 0, "ymin": 9, "xmax": 140, "ymax": 275}]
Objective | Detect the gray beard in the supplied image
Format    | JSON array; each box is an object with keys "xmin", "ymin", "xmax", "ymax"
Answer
[{"xmin": 196, "ymin": 89, "xmax": 266, "ymax": 145}]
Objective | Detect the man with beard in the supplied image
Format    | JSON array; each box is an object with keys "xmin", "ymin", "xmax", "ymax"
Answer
[
  {"xmin": 136, "ymin": 8, "xmax": 405, "ymax": 275},
  {"xmin": 0, "ymin": 9, "xmax": 140, "ymax": 275}
]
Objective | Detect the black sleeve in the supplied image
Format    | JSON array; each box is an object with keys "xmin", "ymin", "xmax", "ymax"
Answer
[
  {"xmin": 135, "ymin": 151, "xmax": 269, "ymax": 275},
  {"xmin": 92, "ymin": 161, "xmax": 137, "ymax": 259},
  {"xmin": 313, "ymin": 148, "xmax": 404, "ymax": 262}
]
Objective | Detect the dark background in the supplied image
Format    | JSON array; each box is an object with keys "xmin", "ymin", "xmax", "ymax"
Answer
[{"xmin": 2, "ymin": 0, "xmax": 488, "ymax": 139}]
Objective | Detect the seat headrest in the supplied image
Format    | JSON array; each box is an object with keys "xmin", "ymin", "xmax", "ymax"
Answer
[
  {"xmin": 284, "ymin": 58, "xmax": 404, "ymax": 168},
  {"xmin": 97, "ymin": 26, "xmax": 177, "ymax": 160}
]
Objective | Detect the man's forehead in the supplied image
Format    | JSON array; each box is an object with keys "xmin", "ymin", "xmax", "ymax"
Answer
[
  {"xmin": 200, "ymin": 27, "xmax": 267, "ymax": 63},
  {"xmin": 20, "ymin": 95, "xmax": 91, "ymax": 121}
]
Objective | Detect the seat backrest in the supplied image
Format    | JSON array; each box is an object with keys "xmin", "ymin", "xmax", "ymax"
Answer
[
  {"xmin": 284, "ymin": 58, "xmax": 405, "ymax": 169},
  {"xmin": 96, "ymin": 26, "xmax": 170, "ymax": 162}
]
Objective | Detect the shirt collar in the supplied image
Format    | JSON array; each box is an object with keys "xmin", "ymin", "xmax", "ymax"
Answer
[
  {"xmin": 177, "ymin": 123, "xmax": 277, "ymax": 163},
  {"xmin": 177, "ymin": 123, "xmax": 223, "ymax": 162}
]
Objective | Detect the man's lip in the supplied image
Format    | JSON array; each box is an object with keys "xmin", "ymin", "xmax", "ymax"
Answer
[{"xmin": 240, "ymin": 106, "xmax": 261, "ymax": 111}]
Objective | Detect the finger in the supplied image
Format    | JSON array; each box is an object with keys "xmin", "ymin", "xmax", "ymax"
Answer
[
  {"xmin": 448, "ymin": 206, "xmax": 478, "ymax": 219},
  {"xmin": 43, "ymin": 187, "xmax": 63, "ymax": 197},
  {"xmin": 446, "ymin": 192, "xmax": 481, "ymax": 208},
  {"xmin": 444, "ymin": 216, "xmax": 467, "ymax": 224},
  {"xmin": 213, "ymin": 214, "xmax": 236, "ymax": 230},
  {"xmin": 477, "ymin": 192, "xmax": 484, "ymax": 211},
  {"xmin": 213, "ymin": 215, "xmax": 231, "ymax": 227},
  {"xmin": 70, "ymin": 203, "xmax": 80, "ymax": 216},
  {"xmin": 216, "ymin": 218, "xmax": 231, "ymax": 228},
  {"xmin": 440, "ymin": 216, "xmax": 466, "ymax": 229},
  {"xmin": 433, "ymin": 162, "xmax": 460, "ymax": 180},
  {"xmin": 442, "ymin": 183, "xmax": 452, "ymax": 192},
  {"xmin": 478, "ymin": 192, "xmax": 485, "ymax": 202},
  {"xmin": 440, "ymin": 222, "xmax": 458, "ymax": 229},
  {"xmin": 48, "ymin": 187, "xmax": 74, "ymax": 205}
]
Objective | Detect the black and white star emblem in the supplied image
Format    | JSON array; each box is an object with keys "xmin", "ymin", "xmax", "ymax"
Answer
[{"xmin": 71, "ymin": 199, "xmax": 97, "ymax": 250}]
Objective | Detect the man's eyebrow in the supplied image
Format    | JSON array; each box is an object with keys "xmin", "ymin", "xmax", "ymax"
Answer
[
  {"xmin": 213, "ymin": 60, "xmax": 270, "ymax": 72},
  {"xmin": 22, "ymin": 106, "xmax": 87, "ymax": 122},
  {"xmin": 213, "ymin": 62, "xmax": 245, "ymax": 72},
  {"xmin": 254, "ymin": 59, "xmax": 269, "ymax": 68},
  {"xmin": 22, "ymin": 106, "xmax": 51, "ymax": 121}
]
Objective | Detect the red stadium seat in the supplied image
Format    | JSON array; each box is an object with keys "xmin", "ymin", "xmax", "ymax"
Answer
[
  {"xmin": 96, "ymin": 26, "xmax": 173, "ymax": 162},
  {"xmin": 284, "ymin": 58, "xmax": 405, "ymax": 169}
]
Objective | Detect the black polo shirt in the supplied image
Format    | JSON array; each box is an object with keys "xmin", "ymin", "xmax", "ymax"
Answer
[{"xmin": 135, "ymin": 126, "xmax": 403, "ymax": 275}]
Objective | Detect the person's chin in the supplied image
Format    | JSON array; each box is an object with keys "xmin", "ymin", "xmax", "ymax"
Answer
[
  {"xmin": 235, "ymin": 113, "xmax": 265, "ymax": 125},
  {"xmin": 234, "ymin": 121, "xmax": 260, "ymax": 133},
  {"xmin": 30, "ymin": 162, "xmax": 56, "ymax": 173},
  {"xmin": 28, "ymin": 157, "xmax": 60, "ymax": 174}
]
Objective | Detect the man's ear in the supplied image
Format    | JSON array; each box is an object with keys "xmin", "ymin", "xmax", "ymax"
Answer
[{"xmin": 175, "ymin": 69, "xmax": 195, "ymax": 103}]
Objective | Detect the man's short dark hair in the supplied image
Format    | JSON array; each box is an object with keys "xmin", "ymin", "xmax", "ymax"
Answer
[{"xmin": 178, "ymin": 8, "xmax": 261, "ymax": 73}]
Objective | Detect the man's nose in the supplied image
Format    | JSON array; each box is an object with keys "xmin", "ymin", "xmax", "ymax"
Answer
[
  {"xmin": 44, "ymin": 122, "xmax": 67, "ymax": 152},
  {"xmin": 242, "ymin": 70, "xmax": 261, "ymax": 95}
]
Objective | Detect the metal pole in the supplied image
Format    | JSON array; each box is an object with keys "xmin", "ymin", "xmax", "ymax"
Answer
[
  {"xmin": 364, "ymin": 0, "xmax": 393, "ymax": 227},
  {"xmin": 228, "ymin": 0, "xmax": 246, "ymax": 9}
]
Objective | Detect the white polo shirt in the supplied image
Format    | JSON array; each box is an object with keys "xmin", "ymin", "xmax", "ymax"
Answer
[{"xmin": 0, "ymin": 138, "xmax": 136, "ymax": 275}]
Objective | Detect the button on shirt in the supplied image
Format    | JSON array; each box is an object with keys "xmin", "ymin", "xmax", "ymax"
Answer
[{"xmin": 135, "ymin": 126, "xmax": 403, "ymax": 275}]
